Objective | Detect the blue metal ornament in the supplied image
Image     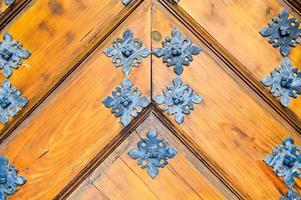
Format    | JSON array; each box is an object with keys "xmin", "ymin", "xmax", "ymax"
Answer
[
  {"xmin": 4, "ymin": 0, "xmax": 15, "ymax": 7},
  {"xmin": 103, "ymin": 78, "xmax": 150, "ymax": 127},
  {"xmin": 259, "ymin": 8, "xmax": 301, "ymax": 57},
  {"xmin": 121, "ymin": 0, "xmax": 132, "ymax": 5},
  {"xmin": 281, "ymin": 189, "xmax": 301, "ymax": 200},
  {"xmin": 0, "ymin": 79, "xmax": 27, "ymax": 125},
  {"xmin": 0, "ymin": 33, "xmax": 31, "ymax": 78},
  {"xmin": 155, "ymin": 76, "xmax": 203, "ymax": 124},
  {"xmin": 0, "ymin": 156, "xmax": 26, "ymax": 200},
  {"xmin": 264, "ymin": 136, "xmax": 301, "ymax": 187},
  {"xmin": 153, "ymin": 27, "xmax": 201, "ymax": 75},
  {"xmin": 262, "ymin": 58, "xmax": 301, "ymax": 107},
  {"xmin": 128, "ymin": 128, "xmax": 177, "ymax": 178},
  {"xmin": 104, "ymin": 29, "xmax": 150, "ymax": 76}
]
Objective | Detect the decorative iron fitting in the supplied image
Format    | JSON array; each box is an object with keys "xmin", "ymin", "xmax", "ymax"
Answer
[
  {"xmin": 121, "ymin": 0, "xmax": 132, "ymax": 6},
  {"xmin": 155, "ymin": 76, "xmax": 203, "ymax": 124},
  {"xmin": 103, "ymin": 78, "xmax": 150, "ymax": 127},
  {"xmin": 153, "ymin": 27, "xmax": 202, "ymax": 75},
  {"xmin": 0, "ymin": 33, "xmax": 31, "ymax": 78},
  {"xmin": 262, "ymin": 58, "xmax": 301, "ymax": 107},
  {"xmin": 172, "ymin": 0, "xmax": 180, "ymax": 3},
  {"xmin": 259, "ymin": 8, "xmax": 301, "ymax": 57},
  {"xmin": 264, "ymin": 136, "xmax": 301, "ymax": 187},
  {"xmin": 0, "ymin": 79, "xmax": 27, "ymax": 125},
  {"xmin": 104, "ymin": 29, "xmax": 150, "ymax": 76},
  {"xmin": 4, "ymin": 0, "xmax": 15, "ymax": 7},
  {"xmin": 281, "ymin": 189, "xmax": 301, "ymax": 200},
  {"xmin": 0, "ymin": 156, "xmax": 26, "ymax": 200},
  {"xmin": 128, "ymin": 128, "xmax": 177, "ymax": 178}
]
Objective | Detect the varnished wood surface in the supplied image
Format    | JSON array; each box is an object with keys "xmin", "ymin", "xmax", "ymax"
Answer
[
  {"xmin": 0, "ymin": 0, "xmax": 142, "ymax": 140},
  {"xmin": 173, "ymin": 0, "xmax": 301, "ymax": 124},
  {"xmin": 152, "ymin": 1, "xmax": 301, "ymax": 198},
  {"xmin": 68, "ymin": 113, "xmax": 238, "ymax": 200},
  {"xmin": 0, "ymin": 1, "xmax": 151, "ymax": 199}
]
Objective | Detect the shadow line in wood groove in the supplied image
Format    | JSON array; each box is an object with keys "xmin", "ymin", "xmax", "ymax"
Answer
[
  {"xmin": 55, "ymin": 104, "xmax": 152, "ymax": 200},
  {"xmin": 0, "ymin": 0, "xmax": 32, "ymax": 31}
]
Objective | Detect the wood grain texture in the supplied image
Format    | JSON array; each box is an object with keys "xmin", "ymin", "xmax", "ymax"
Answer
[
  {"xmin": 152, "ymin": 1, "xmax": 301, "ymax": 199},
  {"xmin": 173, "ymin": 0, "xmax": 301, "ymax": 123},
  {"xmin": 0, "ymin": 1, "xmax": 151, "ymax": 199},
  {"xmin": 0, "ymin": 0, "xmax": 141, "ymax": 140},
  {"xmin": 68, "ymin": 113, "xmax": 238, "ymax": 200}
]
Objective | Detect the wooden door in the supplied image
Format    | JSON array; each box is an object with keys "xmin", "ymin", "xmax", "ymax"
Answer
[{"xmin": 0, "ymin": 0, "xmax": 300, "ymax": 199}]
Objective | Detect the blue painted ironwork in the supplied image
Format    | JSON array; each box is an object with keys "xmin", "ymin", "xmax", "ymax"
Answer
[
  {"xmin": 172, "ymin": 0, "xmax": 180, "ymax": 3},
  {"xmin": 4, "ymin": 0, "xmax": 14, "ymax": 7},
  {"xmin": 262, "ymin": 58, "xmax": 301, "ymax": 107},
  {"xmin": 281, "ymin": 189, "xmax": 301, "ymax": 200},
  {"xmin": 0, "ymin": 156, "xmax": 26, "ymax": 200},
  {"xmin": 0, "ymin": 33, "xmax": 31, "ymax": 78},
  {"xmin": 153, "ymin": 27, "xmax": 202, "ymax": 75},
  {"xmin": 128, "ymin": 128, "xmax": 177, "ymax": 178},
  {"xmin": 103, "ymin": 78, "xmax": 150, "ymax": 127},
  {"xmin": 121, "ymin": 0, "xmax": 132, "ymax": 5},
  {"xmin": 104, "ymin": 29, "xmax": 150, "ymax": 76},
  {"xmin": 0, "ymin": 80, "xmax": 27, "ymax": 125},
  {"xmin": 259, "ymin": 8, "xmax": 301, "ymax": 57},
  {"xmin": 155, "ymin": 76, "xmax": 203, "ymax": 124},
  {"xmin": 264, "ymin": 136, "xmax": 301, "ymax": 187}
]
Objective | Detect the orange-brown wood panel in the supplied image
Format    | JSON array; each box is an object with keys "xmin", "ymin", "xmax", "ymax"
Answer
[
  {"xmin": 68, "ymin": 113, "xmax": 238, "ymax": 200},
  {"xmin": 0, "ymin": 0, "xmax": 139, "ymax": 139},
  {"xmin": 174, "ymin": 0, "xmax": 301, "ymax": 121},
  {"xmin": 0, "ymin": 1, "xmax": 151, "ymax": 199},
  {"xmin": 152, "ymin": 1, "xmax": 301, "ymax": 199}
]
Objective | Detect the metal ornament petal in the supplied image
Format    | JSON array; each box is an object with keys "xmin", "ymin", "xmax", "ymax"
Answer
[
  {"xmin": 0, "ymin": 79, "xmax": 27, "ymax": 125},
  {"xmin": 264, "ymin": 136, "xmax": 301, "ymax": 187},
  {"xmin": 153, "ymin": 27, "xmax": 202, "ymax": 75},
  {"xmin": 0, "ymin": 156, "xmax": 26, "ymax": 200},
  {"xmin": 104, "ymin": 29, "xmax": 150, "ymax": 76},
  {"xmin": 128, "ymin": 128, "xmax": 177, "ymax": 178},
  {"xmin": 259, "ymin": 8, "xmax": 301, "ymax": 57},
  {"xmin": 281, "ymin": 189, "xmax": 301, "ymax": 200},
  {"xmin": 103, "ymin": 78, "xmax": 150, "ymax": 127},
  {"xmin": 4, "ymin": 0, "xmax": 15, "ymax": 7},
  {"xmin": 121, "ymin": 0, "xmax": 132, "ymax": 6},
  {"xmin": 0, "ymin": 33, "xmax": 31, "ymax": 78},
  {"xmin": 155, "ymin": 76, "xmax": 203, "ymax": 124},
  {"xmin": 262, "ymin": 58, "xmax": 301, "ymax": 107}
]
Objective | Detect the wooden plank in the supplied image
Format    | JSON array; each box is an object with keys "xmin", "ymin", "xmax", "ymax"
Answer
[
  {"xmin": 68, "ymin": 113, "xmax": 238, "ymax": 200},
  {"xmin": 152, "ymin": 1, "xmax": 299, "ymax": 199},
  {"xmin": 0, "ymin": 0, "xmax": 141, "ymax": 140},
  {"xmin": 171, "ymin": 0, "xmax": 301, "ymax": 123},
  {"xmin": 0, "ymin": 1, "xmax": 151, "ymax": 199}
]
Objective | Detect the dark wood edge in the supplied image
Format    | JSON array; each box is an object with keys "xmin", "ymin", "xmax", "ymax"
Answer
[
  {"xmin": 54, "ymin": 105, "xmax": 152, "ymax": 199},
  {"xmin": 282, "ymin": 0, "xmax": 301, "ymax": 16},
  {"xmin": 0, "ymin": 0, "xmax": 32, "ymax": 30},
  {"xmin": 157, "ymin": 0, "xmax": 301, "ymax": 134},
  {"xmin": 0, "ymin": 0, "xmax": 145, "ymax": 143}
]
